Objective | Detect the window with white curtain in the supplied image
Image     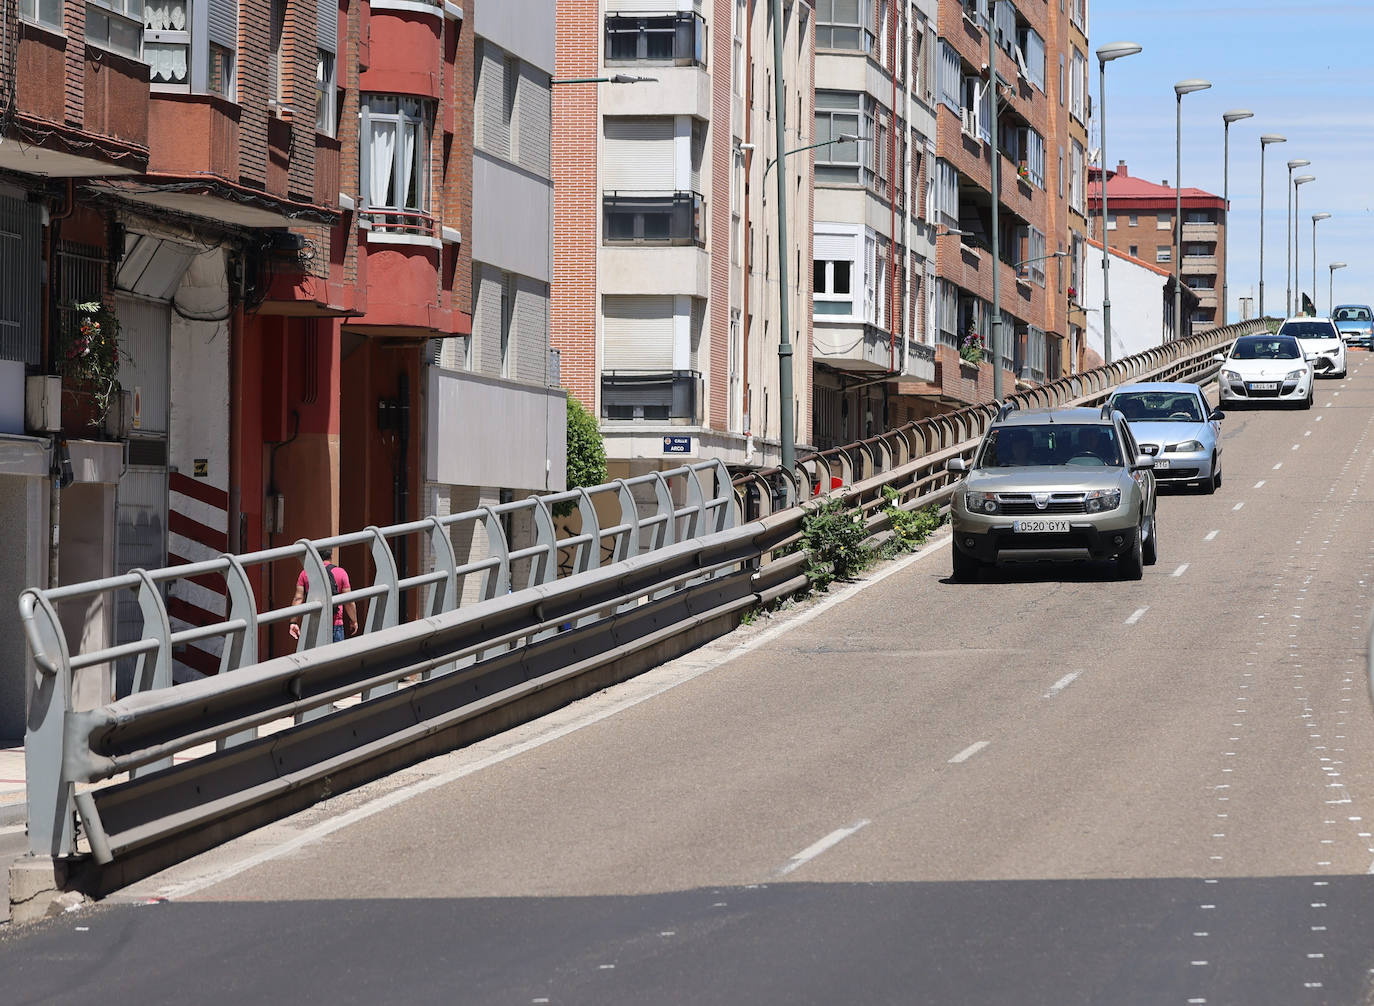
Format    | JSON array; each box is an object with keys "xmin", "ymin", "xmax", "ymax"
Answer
[
  {"xmin": 363, "ymin": 96, "xmax": 433, "ymax": 227},
  {"xmin": 1070, "ymin": 49, "xmax": 1086, "ymax": 124},
  {"xmin": 143, "ymin": 0, "xmax": 189, "ymax": 87}
]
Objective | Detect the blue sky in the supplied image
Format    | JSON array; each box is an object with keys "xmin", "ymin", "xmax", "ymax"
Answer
[{"xmin": 1088, "ymin": 1, "xmax": 1374, "ymax": 318}]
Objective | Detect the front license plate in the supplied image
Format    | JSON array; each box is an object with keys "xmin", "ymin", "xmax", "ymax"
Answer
[
  {"xmin": 1154, "ymin": 458, "xmax": 1170, "ymax": 469},
  {"xmin": 1013, "ymin": 519, "xmax": 1070, "ymax": 534},
  {"xmin": 1249, "ymin": 382, "xmax": 1278, "ymax": 391}
]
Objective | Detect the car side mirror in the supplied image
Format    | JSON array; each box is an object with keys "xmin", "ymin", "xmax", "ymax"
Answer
[
  {"xmin": 946, "ymin": 457, "xmax": 968, "ymax": 473},
  {"xmin": 1210, "ymin": 408, "xmax": 1225, "ymax": 421},
  {"xmin": 1211, "ymin": 353, "xmax": 1226, "ymax": 363},
  {"xmin": 1131, "ymin": 454, "xmax": 1155, "ymax": 472}
]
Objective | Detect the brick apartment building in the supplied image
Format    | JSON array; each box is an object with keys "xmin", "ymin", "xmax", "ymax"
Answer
[
  {"xmin": 1089, "ymin": 159, "xmax": 1226, "ymax": 334},
  {"xmin": 552, "ymin": 0, "xmax": 813, "ymax": 473},
  {"xmin": 0, "ymin": 0, "xmax": 561, "ymax": 734}
]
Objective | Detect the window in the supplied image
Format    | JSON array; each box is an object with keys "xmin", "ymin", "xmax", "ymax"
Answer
[
  {"xmin": 961, "ymin": 73, "xmax": 991, "ymax": 143},
  {"xmin": 1019, "ymin": 127, "xmax": 1045, "ymax": 188},
  {"xmin": 19, "ymin": 0, "xmax": 61, "ymax": 28},
  {"xmin": 1069, "ymin": 140, "xmax": 1084, "ymax": 215},
  {"xmin": 605, "ymin": 11, "xmax": 706, "ymax": 65},
  {"xmin": 1156, "ymin": 212, "xmax": 1172, "ymax": 231},
  {"xmin": 1018, "ymin": 27, "xmax": 1046, "ymax": 92},
  {"xmin": 815, "ymin": 0, "xmax": 872, "ymax": 50},
  {"xmin": 1070, "ymin": 50, "xmax": 1086, "ymax": 123},
  {"xmin": 144, "ymin": 0, "xmax": 189, "ymax": 87},
  {"xmin": 1058, "ymin": 54, "xmax": 1065, "ymax": 106},
  {"xmin": 269, "ymin": 0, "xmax": 285, "ymax": 108},
  {"xmin": 814, "ymin": 91, "xmax": 873, "ymax": 186},
  {"xmin": 937, "ymin": 41, "xmax": 961, "ymax": 114},
  {"xmin": 363, "ymin": 96, "xmax": 433, "ymax": 226},
  {"xmin": 1129, "ymin": 245, "xmax": 1139, "ymax": 258},
  {"xmin": 1058, "ymin": 144, "xmax": 1064, "ymax": 197},
  {"xmin": 1106, "ymin": 212, "xmax": 1117, "ymax": 231},
  {"xmin": 1157, "ymin": 246, "xmax": 1171, "ymax": 263},
  {"xmin": 500, "ymin": 273, "xmax": 515, "ymax": 378},
  {"xmin": 209, "ymin": 44, "xmax": 236, "ymax": 98},
  {"xmin": 1186, "ymin": 210, "xmax": 1212, "ymax": 224},
  {"xmin": 87, "ymin": 0, "xmax": 142, "ymax": 59},
  {"xmin": 315, "ymin": 51, "xmax": 337, "ymax": 135},
  {"xmin": 814, "ymin": 259, "xmax": 854, "ymax": 315},
  {"xmin": 1128, "ymin": 214, "xmax": 1138, "ymax": 227},
  {"xmin": 932, "ymin": 159, "xmax": 959, "ymax": 229}
]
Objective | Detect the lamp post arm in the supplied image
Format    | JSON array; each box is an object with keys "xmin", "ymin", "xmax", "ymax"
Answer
[{"xmin": 764, "ymin": 136, "xmax": 862, "ymax": 182}]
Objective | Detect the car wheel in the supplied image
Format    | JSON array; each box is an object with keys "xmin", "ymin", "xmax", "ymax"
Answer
[
  {"xmin": 1117, "ymin": 522, "xmax": 1144, "ymax": 581},
  {"xmin": 1201, "ymin": 457, "xmax": 1219, "ymax": 495},
  {"xmin": 1142, "ymin": 514, "xmax": 1159, "ymax": 566},
  {"xmin": 1302, "ymin": 389, "xmax": 1314, "ymax": 410},
  {"xmin": 951, "ymin": 544, "xmax": 981, "ymax": 583}
]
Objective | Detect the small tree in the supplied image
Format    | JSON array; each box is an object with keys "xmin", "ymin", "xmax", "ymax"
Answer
[{"xmin": 557, "ymin": 394, "xmax": 607, "ymax": 517}]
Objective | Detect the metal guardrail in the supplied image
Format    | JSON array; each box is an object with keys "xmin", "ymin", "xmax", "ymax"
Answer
[{"xmin": 16, "ymin": 320, "xmax": 1266, "ymax": 880}]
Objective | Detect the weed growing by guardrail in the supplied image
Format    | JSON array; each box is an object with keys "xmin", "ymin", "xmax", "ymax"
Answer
[
  {"xmin": 801, "ymin": 499, "xmax": 874, "ymax": 591},
  {"xmin": 878, "ymin": 487, "xmax": 943, "ymax": 557}
]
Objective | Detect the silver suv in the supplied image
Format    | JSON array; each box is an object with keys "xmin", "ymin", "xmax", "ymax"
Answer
[{"xmin": 946, "ymin": 404, "xmax": 1159, "ymax": 581}]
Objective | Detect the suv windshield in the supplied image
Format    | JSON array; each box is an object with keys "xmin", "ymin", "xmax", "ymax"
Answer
[
  {"xmin": 1278, "ymin": 321, "xmax": 1338, "ymax": 340},
  {"xmin": 1110, "ymin": 391, "xmax": 1203, "ymax": 422},
  {"xmin": 1334, "ymin": 307, "xmax": 1371, "ymax": 322},
  {"xmin": 979, "ymin": 424, "xmax": 1123, "ymax": 468},
  {"xmin": 1230, "ymin": 336, "xmax": 1301, "ymax": 360}
]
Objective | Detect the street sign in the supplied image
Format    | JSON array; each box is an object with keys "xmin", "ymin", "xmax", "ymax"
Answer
[{"xmin": 663, "ymin": 436, "xmax": 692, "ymax": 455}]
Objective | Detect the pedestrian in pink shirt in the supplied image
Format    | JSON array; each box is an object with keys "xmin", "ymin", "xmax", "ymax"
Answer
[{"xmin": 288, "ymin": 547, "xmax": 359, "ymax": 643}]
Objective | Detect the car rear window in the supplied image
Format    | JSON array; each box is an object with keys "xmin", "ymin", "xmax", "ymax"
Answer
[
  {"xmin": 1231, "ymin": 336, "xmax": 1301, "ymax": 360},
  {"xmin": 1110, "ymin": 391, "xmax": 1203, "ymax": 422},
  {"xmin": 1334, "ymin": 307, "xmax": 1371, "ymax": 322},
  {"xmin": 1278, "ymin": 321, "xmax": 1338, "ymax": 339},
  {"xmin": 979, "ymin": 425, "xmax": 1123, "ymax": 468}
]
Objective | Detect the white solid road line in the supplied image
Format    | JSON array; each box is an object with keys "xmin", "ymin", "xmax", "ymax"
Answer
[
  {"xmin": 949, "ymin": 741, "xmax": 991, "ymax": 764},
  {"xmin": 1125, "ymin": 607, "xmax": 1150, "ymax": 626},
  {"xmin": 777, "ymin": 820, "xmax": 871, "ymax": 876},
  {"xmin": 1045, "ymin": 671, "xmax": 1081, "ymax": 698},
  {"xmin": 1172, "ymin": 564, "xmax": 1189, "ymax": 577}
]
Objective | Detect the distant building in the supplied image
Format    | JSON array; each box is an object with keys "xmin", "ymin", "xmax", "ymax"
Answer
[
  {"xmin": 1082, "ymin": 238, "xmax": 1198, "ymax": 363},
  {"xmin": 1088, "ymin": 160, "xmax": 1226, "ymax": 332}
]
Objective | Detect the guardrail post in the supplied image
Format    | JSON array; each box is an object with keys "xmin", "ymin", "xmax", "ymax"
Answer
[
  {"xmin": 421, "ymin": 517, "xmax": 460, "ymax": 681},
  {"xmin": 573, "ymin": 489, "xmax": 602, "ymax": 574},
  {"xmin": 648, "ymin": 472, "xmax": 676, "ymax": 552},
  {"xmin": 477, "ymin": 507, "xmax": 512, "ymax": 656},
  {"xmin": 297, "ymin": 544, "xmax": 336, "ymax": 654},
  {"xmin": 612, "ymin": 480, "xmax": 639, "ymax": 563},
  {"xmin": 709, "ymin": 459, "xmax": 737, "ymax": 531},
  {"xmin": 19, "ymin": 589, "xmax": 76, "ymax": 857},
  {"xmin": 130, "ymin": 569, "xmax": 174, "ymax": 777},
  {"xmin": 681, "ymin": 465, "xmax": 707, "ymax": 542},
  {"xmin": 218, "ymin": 555, "xmax": 262, "ymax": 749}
]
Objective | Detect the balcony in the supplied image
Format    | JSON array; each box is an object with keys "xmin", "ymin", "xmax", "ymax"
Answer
[
  {"xmin": 601, "ymin": 370, "xmax": 701, "ymax": 423},
  {"xmin": 603, "ymin": 191, "xmax": 704, "ymax": 246},
  {"xmin": 1182, "ymin": 221, "xmax": 1219, "ymax": 242},
  {"xmin": 1181, "ymin": 255, "xmax": 1218, "ymax": 273},
  {"xmin": 605, "ymin": 11, "xmax": 706, "ymax": 67}
]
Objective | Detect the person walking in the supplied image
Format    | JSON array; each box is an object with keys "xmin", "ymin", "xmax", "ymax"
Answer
[{"xmin": 288, "ymin": 547, "xmax": 359, "ymax": 643}]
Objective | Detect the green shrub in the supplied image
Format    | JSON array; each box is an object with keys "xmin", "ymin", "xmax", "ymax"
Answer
[
  {"xmin": 556, "ymin": 394, "xmax": 608, "ymax": 518},
  {"xmin": 801, "ymin": 499, "xmax": 873, "ymax": 591},
  {"xmin": 879, "ymin": 487, "xmax": 943, "ymax": 556}
]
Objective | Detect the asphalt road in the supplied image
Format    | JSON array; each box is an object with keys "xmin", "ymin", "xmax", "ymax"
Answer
[{"xmin": 6, "ymin": 358, "xmax": 1374, "ymax": 1005}]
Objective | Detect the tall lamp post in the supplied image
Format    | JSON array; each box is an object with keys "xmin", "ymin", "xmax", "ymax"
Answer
[
  {"xmin": 1096, "ymin": 41, "xmax": 1143, "ymax": 364},
  {"xmin": 1258, "ymin": 134, "xmax": 1286, "ymax": 316},
  {"xmin": 988, "ymin": 6, "xmax": 1006, "ymax": 400},
  {"xmin": 1329, "ymin": 262, "xmax": 1347, "ymax": 311},
  {"xmin": 1173, "ymin": 79, "xmax": 1211, "ymax": 341},
  {"xmin": 1284, "ymin": 157, "xmax": 1310, "ymax": 315},
  {"xmin": 1293, "ymin": 174, "xmax": 1315, "ymax": 313},
  {"xmin": 1311, "ymin": 212, "xmax": 1331, "ymax": 314},
  {"xmin": 1220, "ymin": 110, "xmax": 1253, "ymax": 326}
]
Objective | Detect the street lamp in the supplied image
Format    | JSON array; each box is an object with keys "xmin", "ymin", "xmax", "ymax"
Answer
[
  {"xmin": 1329, "ymin": 262, "xmax": 1347, "ymax": 311},
  {"xmin": 1293, "ymin": 174, "xmax": 1314, "ymax": 313},
  {"xmin": 1172, "ymin": 79, "xmax": 1211, "ymax": 341},
  {"xmin": 1220, "ymin": 110, "xmax": 1253, "ymax": 326},
  {"xmin": 549, "ymin": 73, "xmax": 658, "ymax": 85},
  {"xmin": 1311, "ymin": 213, "xmax": 1331, "ymax": 314},
  {"xmin": 1284, "ymin": 157, "xmax": 1310, "ymax": 315},
  {"xmin": 1258, "ymin": 134, "xmax": 1285, "ymax": 317},
  {"xmin": 764, "ymin": 133, "xmax": 864, "ymax": 181},
  {"xmin": 1096, "ymin": 41, "xmax": 1143, "ymax": 364}
]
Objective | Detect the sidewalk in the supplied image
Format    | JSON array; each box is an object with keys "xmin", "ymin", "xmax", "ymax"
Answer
[{"xmin": 0, "ymin": 743, "xmax": 24, "ymax": 828}]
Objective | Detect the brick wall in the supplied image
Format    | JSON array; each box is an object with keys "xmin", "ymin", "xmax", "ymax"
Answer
[{"xmin": 550, "ymin": 0, "xmax": 598, "ymax": 411}]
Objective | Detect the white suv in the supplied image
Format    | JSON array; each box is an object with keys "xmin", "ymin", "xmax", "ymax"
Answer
[{"xmin": 1278, "ymin": 317, "xmax": 1347, "ymax": 378}]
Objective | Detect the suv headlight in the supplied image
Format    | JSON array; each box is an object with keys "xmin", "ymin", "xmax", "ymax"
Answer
[
  {"xmin": 1285, "ymin": 369, "xmax": 1307, "ymax": 381},
  {"xmin": 1084, "ymin": 489, "xmax": 1120, "ymax": 513},
  {"xmin": 1167, "ymin": 440, "xmax": 1203, "ymax": 453},
  {"xmin": 965, "ymin": 492, "xmax": 998, "ymax": 514},
  {"xmin": 1220, "ymin": 369, "xmax": 1242, "ymax": 383}
]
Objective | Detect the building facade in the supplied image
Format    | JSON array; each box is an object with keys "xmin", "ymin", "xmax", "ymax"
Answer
[
  {"xmin": 552, "ymin": 0, "xmax": 813, "ymax": 475},
  {"xmin": 1089, "ymin": 160, "xmax": 1225, "ymax": 335},
  {"xmin": 0, "ymin": 0, "xmax": 562, "ymax": 736}
]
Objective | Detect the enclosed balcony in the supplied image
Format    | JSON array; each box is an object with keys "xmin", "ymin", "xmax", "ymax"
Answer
[
  {"xmin": 605, "ymin": 11, "xmax": 706, "ymax": 67},
  {"xmin": 601, "ymin": 370, "xmax": 701, "ymax": 423},
  {"xmin": 603, "ymin": 190, "xmax": 704, "ymax": 246}
]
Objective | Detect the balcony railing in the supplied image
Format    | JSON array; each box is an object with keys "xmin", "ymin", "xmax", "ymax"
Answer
[
  {"xmin": 605, "ymin": 11, "xmax": 706, "ymax": 66},
  {"xmin": 601, "ymin": 370, "xmax": 700, "ymax": 422},
  {"xmin": 361, "ymin": 207, "xmax": 437, "ymax": 238},
  {"xmin": 603, "ymin": 190, "xmax": 704, "ymax": 246}
]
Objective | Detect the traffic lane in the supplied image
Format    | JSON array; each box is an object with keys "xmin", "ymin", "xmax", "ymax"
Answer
[
  {"xmin": 9, "ymin": 880, "xmax": 1374, "ymax": 1006},
  {"xmin": 131, "ymin": 370, "xmax": 1373, "ymax": 901}
]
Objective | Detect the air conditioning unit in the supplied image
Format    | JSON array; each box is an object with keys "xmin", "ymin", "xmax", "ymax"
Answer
[{"xmin": 25, "ymin": 375, "xmax": 62, "ymax": 433}]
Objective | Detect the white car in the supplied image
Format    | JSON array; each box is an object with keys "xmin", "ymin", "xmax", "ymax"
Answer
[
  {"xmin": 1215, "ymin": 333, "xmax": 1313, "ymax": 409},
  {"xmin": 1278, "ymin": 317, "xmax": 1347, "ymax": 378}
]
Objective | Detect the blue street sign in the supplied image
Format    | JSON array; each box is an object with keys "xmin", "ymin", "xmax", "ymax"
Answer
[{"xmin": 663, "ymin": 436, "xmax": 692, "ymax": 454}]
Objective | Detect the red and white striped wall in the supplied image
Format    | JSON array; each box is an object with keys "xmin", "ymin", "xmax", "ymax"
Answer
[{"xmin": 166, "ymin": 471, "xmax": 229, "ymax": 679}]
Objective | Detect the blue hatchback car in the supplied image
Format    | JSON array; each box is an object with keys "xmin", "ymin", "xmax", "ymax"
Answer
[{"xmin": 1332, "ymin": 304, "xmax": 1374, "ymax": 348}]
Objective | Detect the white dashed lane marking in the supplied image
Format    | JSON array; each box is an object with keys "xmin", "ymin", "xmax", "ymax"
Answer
[
  {"xmin": 776, "ymin": 820, "xmax": 871, "ymax": 876},
  {"xmin": 949, "ymin": 741, "xmax": 990, "ymax": 764},
  {"xmin": 1124, "ymin": 607, "xmax": 1150, "ymax": 626},
  {"xmin": 1233, "ymin": 502, "xmax": 1245, "ymax": 511},
  {"xmin": 1254, "ymin": 481, "xmax": 1266, "ymax": 489},
  {"xmin": 1205, "ymin": 530, "xmax": 1220, "ymax": 541},
  {"xmin": 1173, "ymin": 564, "xmax": 1189, "ymax": 577},
  {"xmin": 1044, "ymin": 671, "xmax": 1081, "ymax": 699}
]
